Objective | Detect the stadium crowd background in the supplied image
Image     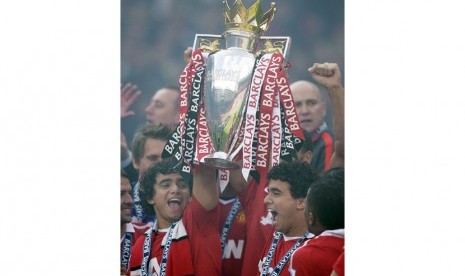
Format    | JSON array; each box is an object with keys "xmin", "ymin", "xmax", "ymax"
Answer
[{"xmin": 121, "ymin": 0, "xmax": 344, "ymax": 141}]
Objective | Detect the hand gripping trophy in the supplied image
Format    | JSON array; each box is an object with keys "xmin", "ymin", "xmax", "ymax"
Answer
[{"xmin": 163, "ymin": 0, "xmax": 305, "ymax": 187}]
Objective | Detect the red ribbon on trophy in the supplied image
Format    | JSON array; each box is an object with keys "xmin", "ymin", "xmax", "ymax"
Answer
[{"xmin": 162, "ymin": 0, "xmax": 307, "ymax": 190}]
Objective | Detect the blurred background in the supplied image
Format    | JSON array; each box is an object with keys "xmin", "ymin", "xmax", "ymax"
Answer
[{"xmin": 121, "ymin": 0, "xmax": 344, "ymax": 141}]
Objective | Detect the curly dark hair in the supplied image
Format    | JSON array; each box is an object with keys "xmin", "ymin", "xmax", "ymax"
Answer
[
  {"xmin": 267, "ymin": 160, "xmax": 319, "ymax": 199},
  {"xmin": 138, "ymin": 158, "xmax": 187, "ymax": 216},
  {"xmin": 307, "ymin": 167, "xmax": 344, "ymax": 230}
]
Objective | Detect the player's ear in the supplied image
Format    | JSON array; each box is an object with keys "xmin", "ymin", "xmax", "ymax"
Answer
[
  {"xmin": 132, "ymin": 159, "xmax": 140, "ymax": 171},
  {"xmin": 296, "ymin": 198, "xmax": 306, "ymax": 211},
  {"xmin": 147, "ymin": 190, "xmax": 156, "ymax": 205}
]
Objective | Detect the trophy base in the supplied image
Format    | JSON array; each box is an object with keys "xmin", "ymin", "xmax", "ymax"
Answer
[{"xmin": 203, "ymin": 152, "xmax": 240, "ymax": 170}]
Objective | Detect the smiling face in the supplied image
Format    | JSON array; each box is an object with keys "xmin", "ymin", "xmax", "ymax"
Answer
[
  {"xmin": 291, "ymin": 81, "xmax": 327, "ymax": 133},
  {"xmin": 264, "ymin": 179, "xmax": 306, "ymax": 236},
  {"xmin": 121, "ymin": 176, "xmax": 133, "ymax": 225},
  {"xmin": 147, "ymin": 173, "xmax": 190, "ymax": 229}
]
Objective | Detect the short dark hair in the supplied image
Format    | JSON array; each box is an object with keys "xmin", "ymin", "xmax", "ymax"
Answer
[
  {"xmin": 131, "ymin": 123, "xmax": 173, "ymax": 163},
  {"xmin": 139, "ymin": 158, "xmax": 186, "ymax": 216},
  {"xmin": 267, "ymin": 160, "xmax": 319, "ymax": 199},
  {"xmin": 307, "ymin": 167, "xmax": 344, "ymax": 230}
]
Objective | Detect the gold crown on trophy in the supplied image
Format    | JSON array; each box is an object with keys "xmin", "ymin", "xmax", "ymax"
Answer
[{"xmin": 223, "ymin": 0, "xmax": 276, "ymax": 36}]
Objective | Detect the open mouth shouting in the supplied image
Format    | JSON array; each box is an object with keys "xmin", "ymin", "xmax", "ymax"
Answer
[
  {"xmin": 268, "ymin": 209, "xmax": 278, "ymax": 225},
  {"xmin": 167, "ymin": 198, "xmax": 184, "ymax": 214}
]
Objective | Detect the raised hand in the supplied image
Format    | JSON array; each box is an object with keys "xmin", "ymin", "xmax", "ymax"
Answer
[
  {"xmin": 308, "ymin": 63, "xmax": 344, "ymax": 169},
  {"xmin": 121, "ymin": 83, "xmax": 142, "ymax": 119},
  {"xmin": 308, "ymin": 63, "xmax": 342, "ymax": 90}
]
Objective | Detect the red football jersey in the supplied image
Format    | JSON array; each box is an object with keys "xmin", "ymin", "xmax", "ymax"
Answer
[
  {"xmin": 238, "ymin": 177, "xmax": 274, "ymax": 276},
  {"xmin": 121, "ymin": 222, "xmax": 151, "ymax": 274},
  {"xmin": 258, "ymin": 232, "xmax": 310, "ymax": 276},
  {"xmin": 129, "ymin": 196, "xmax": 221, "ymax": 276},
  {"xmin": 288, "ymin": 230, "xmax": 344, "ymax": 276},
  {"xmin": 218, "ymin": 198, "xmax": 247, "ymax": 276}
]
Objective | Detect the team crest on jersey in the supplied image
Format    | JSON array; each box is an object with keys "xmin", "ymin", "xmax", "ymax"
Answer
[{"xmin": 235, "ymin": 210, "xmax": 246, "ymax": 224}]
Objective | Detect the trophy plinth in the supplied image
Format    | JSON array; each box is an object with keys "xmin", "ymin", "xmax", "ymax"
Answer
[{"xmin": 203, "ymin": 152, "xmax": 241, "ymax": 170}]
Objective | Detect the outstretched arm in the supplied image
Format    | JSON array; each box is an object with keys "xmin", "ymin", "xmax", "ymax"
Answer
[
  {"xmin": 192, "ymin": 163, "xmax": 219, "ymax": 211},
  {"xmin": 308, "ymin": 63, "xmax": 344, "ymax": 168},
  {"xmin": 229, "ymin": 165, "xmax": 249, "ymax": 194}
]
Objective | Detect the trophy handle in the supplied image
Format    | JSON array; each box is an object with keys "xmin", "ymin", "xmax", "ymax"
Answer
[
  {"xmin": 193, "ymin": 34, "xmax": 225, "ymax": 54},
  {"xmin": 257, "ymin": 36, "xmax": 292, "ymax": 61},
  {"xmin": 193, "ymin": 34, "xmax": 292, "ymax": 61}
]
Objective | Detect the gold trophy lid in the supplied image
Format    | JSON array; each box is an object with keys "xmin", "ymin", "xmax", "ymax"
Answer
[{"xmin": 223, "ymin": 0, "xmax": 276, "ymax": 36}]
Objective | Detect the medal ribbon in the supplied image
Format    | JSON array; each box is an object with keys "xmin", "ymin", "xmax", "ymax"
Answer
[
  {"xmin": 220, "ymin": 197, "xmax": 242, "ymax": 256},
  {"xmin": 159, "ymin": 222, "xmax": 177, "ymax": 276},
  {"xmin": 141, "ymin": 219, "xmax": 177, "ymax": 276},
  {"xmin": 132, "ymin": 181, "xmax": 144, "ymax": 222},
  {"xmin": 141, "ymin": 219, "xmax": 157, "ymax": 276},
  {"xmin": 261, "ymin": 231, "xmax": 308, "ymax": 276},
  {"xmin": 121, "ymin": 231, "xmax": 133, "ymax": 272}
]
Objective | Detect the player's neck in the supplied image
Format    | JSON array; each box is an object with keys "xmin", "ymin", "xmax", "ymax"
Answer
[
  {"xmin": 283, "ymin": 220, "xmax": 308, "ymax": 238},
  {"xmin": 156, "ymin": 217, "xmax": 172, "ymax": 229}
]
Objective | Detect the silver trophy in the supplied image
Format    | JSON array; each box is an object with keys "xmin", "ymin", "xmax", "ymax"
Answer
[{"xmin": 193, "ymin": 0, "xmax": 291, "ymax": 170}]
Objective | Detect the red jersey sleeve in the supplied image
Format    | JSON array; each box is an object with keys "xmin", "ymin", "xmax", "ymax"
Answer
[{"xmin": 183, "ymin": 195, "xmax": 222, "ymax": 276}]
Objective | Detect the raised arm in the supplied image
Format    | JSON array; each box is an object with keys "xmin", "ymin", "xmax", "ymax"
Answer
[
  {"xmin": 229, "ymin": 166, "xmax": 249, "ymax": 194},
  {"xmin": 308, "ymin": 63, "xmax": 344, "ymax": 168},
  {"xmin": 192, "ymin": 163, "xmax": 219, "ymax": 211}
]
